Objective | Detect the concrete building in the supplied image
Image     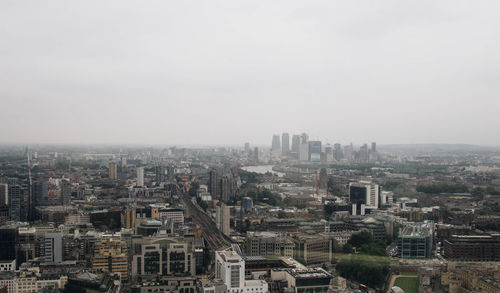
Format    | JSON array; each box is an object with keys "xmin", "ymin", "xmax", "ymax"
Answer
[
  {"xmin": 44, "ymin": 232, "xmax": 63, "ymax": 263},
  {"xmin": 443, "ymin": 234, "xmax": 500, "ymax": 261},
  {"xmin": 282, "ymin": 133, "xmax": 290, "ymax": 156},
  {"xmin": 132, "ymin": 241, "xmax": 196, "ymax": 277},
  {"xmin": 215, "ymin": 249, "xmax": 268, "ymax": 293},
  {"xmin": 308, "ymin": 141, "xmax": 322, "ymax": 162},
  {"xmin": 349, "ymin": 181, "xmax": 379, "ymax": 215},
  {"xmin": 244, "ymin": 232, "xmax": 294, "ymax": 258},
  {"xmin": 108, "ymin": 163, "xmax": 118, "ymax": 180},
  {"xmin": 270, "ymin": 268, "xmax": 332, "ymax": 293},
  {"xmin": 0, "ymin": 184, "xmax": 7, "ymax": 206},
  {"xmin": 209, "ymin": 169, "xmax": 219, "ymax": 199},
  {"xmin": 8, "ymin": 185, "xmax": 21, "ymax": 221},
  {"xmin": 291, "ymin": 135, "xmax": 300, "ymax": 158},
  {"xmin": 216, "ymin": 202, "xmax": 230, "ymax": 237},
  {"xmin": 293, "ymin": 235, "xmax": 332, "ymax": 265},
  {"xmin": 93, "ymin": 236, "xmax": 129, "ymax": 281},
  {"xmin": 271, "ymin": 135, "xmax": 281, "ymax": 154},
  {"xmin": 159, "ymin": 208, "xmax": 184, "ymax": 226},
  {"xmin": 136, "ymin": 167, "xmax": 144, "ymax": 187},
  {"xmin": 299, "ymin": 143, "xmax": 309, "ymax": 161}
]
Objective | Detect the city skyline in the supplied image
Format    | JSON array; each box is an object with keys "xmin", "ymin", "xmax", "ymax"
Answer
[{"xmin": 1, "ymin": 1, "xmax": 500, "ymax": 146}]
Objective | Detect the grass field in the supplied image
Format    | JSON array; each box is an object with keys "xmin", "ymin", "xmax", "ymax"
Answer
[{"xmin": 394, "ymin": 277, "xmax": 419, "ymax": 293}]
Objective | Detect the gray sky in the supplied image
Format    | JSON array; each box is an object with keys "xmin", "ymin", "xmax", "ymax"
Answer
[{"xmin": 1, "ymin": 1, "xmax": 499, "ymax": 146}]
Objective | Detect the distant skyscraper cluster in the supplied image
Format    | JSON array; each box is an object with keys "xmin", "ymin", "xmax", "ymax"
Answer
[{"xmin": 269, "ymin": 133, "xmax": 378, "ymax": 163}]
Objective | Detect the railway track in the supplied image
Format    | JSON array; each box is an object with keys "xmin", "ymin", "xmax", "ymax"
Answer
[{"xmin": 180, "ymin": 192, "xmax": 230, "ymax": 250}]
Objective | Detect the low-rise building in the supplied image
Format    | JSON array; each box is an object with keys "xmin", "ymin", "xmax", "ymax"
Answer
[{"xmin": 397, "ymin": 221, "xmax": 433, "ymax": 259}]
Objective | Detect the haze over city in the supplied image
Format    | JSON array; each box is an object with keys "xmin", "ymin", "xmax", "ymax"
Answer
[{"xmin": 1, "ymin": 0, "xmax": 500, "ymax": 146}]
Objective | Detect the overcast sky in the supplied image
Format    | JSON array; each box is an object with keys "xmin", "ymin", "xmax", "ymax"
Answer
[{"xmin": 1, "ymin": 1, "xmax": 499, "ymax": 146}]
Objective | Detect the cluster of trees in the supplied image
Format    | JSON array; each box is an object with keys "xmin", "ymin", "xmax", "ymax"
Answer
[
  {"xmin": 247, "ymin": 189, "xmax": 282, "ymax": 206},
  {"xmin": 343, "ymin": 231, "xmax": 388, "ymax": 256},
  {"xmin": 239, "ymin": 170, "xmax": 263, "ymax": 184},
  {"xmin": 416, "ymin": 183, "xmax": 469, "ymax": 194},
  {"xmin": 336, "ymin": 255, "xmax": 390, "ymax": 289}
]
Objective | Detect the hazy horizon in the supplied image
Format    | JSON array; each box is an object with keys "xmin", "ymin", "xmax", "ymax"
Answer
[{"xmin": 1, "ymin": 1, "xmax": 499, "ymax": 146}]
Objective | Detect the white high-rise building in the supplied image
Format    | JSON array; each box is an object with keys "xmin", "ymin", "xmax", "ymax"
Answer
[
  {"xmin": 215, "ymin": 249, "xmax": 268, "ymax": 293},
  {"xmin": 349, "ymin": 181, "xmax": 379, "ymax": 215},
  {"xmin": 216, "ymin": 202, "xmax": 230, "ymax": 236},
  {"xmin": 136, "ymin": 167, "xmax": 144, "ymax": 187},
  {"xmin": 299, "ymin": 143, "xmax": 309, "ymax": 161},
  {"xmin": 44, "ymin": 232, "xmax": 63, "ymax": 263}
]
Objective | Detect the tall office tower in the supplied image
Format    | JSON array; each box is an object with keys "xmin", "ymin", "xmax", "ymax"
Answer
[
  {"xmin": 349, "ymin": 181, "xmax": 379, "ymax": 215},
  {"xmin": 344, "ymin": 144, "xmax": 354, "ymax": 161},
  {"xmin": 216, "ymin": 202, "xmax": 230, "ymax": 236},
  {"xmin": 281, "ymin": 133, "xmax": 290, "ymax": 155},
  {"xmin": 0, "ymin": 227, "xmax": 18, "ymax": 267},
  {"xmin": 359, "ymin": 144, "xmax": 368, "ymax": 162},
  {"xmin": 44, "ymin": 232, "xmax": 63, "ymax": 263},
  {"xmin": 299, "ymin": 142, "xmax": 309, "ymax": 161},
  {"xmin": 253, "ymin": 147, "xmax": 259, "ymax": 162},
  {"xmin": 221, "ymin": 176, "xmax": 231, "ymax": 202},
  {"xmin": 371, "ymin": 142, "xmax": 377, "ymax": 153},
  {"xmin": 209, "ymin": 169, "xmax": 219, "ymax": 198},
  {"xmin": 8, "ymin": 185, "xmax": 21, "ymax": 221},
  {"xmin": 308, "ymin": 141, "xmax": 322, "ymax": 162},
  {"xmin": 0, "ymin": 184, "xmax": 7, "ymax": 206},
  {"xmin": 155, "ymin": 165, "xmax": 164, "ymax": 182},
  {"xmin": 271, "ymin": 135, "xmax": 281, "ymax": 153},
  {"xmin": 319, "ymin": 168, "xmax": 328, "ymax": 189},
  {"xmin": 33, "ymin": 181, "xmax": 48, "ymax": 205},
  {"xmin": 333, "ymin": 143, "xmax": 343, "ymax": 161},
  {"xmin": 136, "ymin": 167, "xmax": 144, "ymax": 187},
  {"xmin": 93, "ymin": 237, "xmax": 129, "ymax": 281},
  {"xmin": 108, "ymin": 163, "xmax": 118, "ymax": 180},
  {"xmin": 244, "ymin": 143, "xmax": 250, "ymax": 153},
  {"xmin": 291, "ymin": 134, "xmax": 300, "ymax": 153},
  {"xmin": 324, "ymin": 145, "xmax": 333, "ymax": 162},
  {"xmin": 300, "ymin": 132, "xmax": 309, "ymax": 144},
  {"xmin": 60, "ymin": 180, "xmax": 71, "ymax": 205}
]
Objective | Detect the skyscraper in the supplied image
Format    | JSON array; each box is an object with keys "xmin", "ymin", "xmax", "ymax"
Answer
[
  {"xmin": 281, "ymin": 133, "xmax": 290, "ymax": 155},
  {"xmin": 155, "ymin": 165, "xmax": 164, "ymax": 182},
  {"xmin": 253, "ymin": 147, "xmax": 259, "ymax": 162},
  {"xmin": 221, "ymin": 176, "xmax": 231, "ymax": 202},
  {"xmin": 33, "ymin": 181, "xmax": 48, "ymax": 205},
  {"xmin": 299, "ymin": 142, "xmax": 309, "ymax": 161},
  {"xmin": 8, "ymin": 185, "xmax": 21, "ymax": 221},
  {"xmin": 291, "ymin": 135, "xmax": 300, "ymax": 153},
  {"xmin": 244, "ymin": 142, "xmax": 250, "ymax": 153},
  {"xmin": 60, "ymin": 180, "xmax": 71, "ymax": 205},
  {"xmin": 271, "ymin": 135, "xmax": 281, "ymax": 153},
  {"xmin": 0, "ymin": 226, "xmax": 18, "ymax": 266},
  {"xmin": 209, "ymin": 169, "xmax": 218, "ymax": 198},
  {"xmin": 136, "ymin": 167, "xmax": 144, "ymax": 187},
  {"xmin": 371, "ymin": 142, "xmax": 377, "ymax": 153},
  {"xmin": 308, "ymin": 141, "xmax": 322, "ymax": 162},
  {"xmin": 334, "ymin": 143, "xmax": 343, "ymax": 161},
  {"xmin": 319, "ymin": 168, "xmax": 328, "ymax": 189},
  {"xmin": 0, "ymin": 184, "xmax": 7, "ymax": 206},
  {"xmin": 108, "ymin": 163, "xmax": 118, "ymax": 180},
  {"xmin": 300, "ymin": 133, "xmax": 309, "ymax": 144},
  {"xmin": 216, "ymin": 202, "xmax": 230, "ymax": 236}
]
